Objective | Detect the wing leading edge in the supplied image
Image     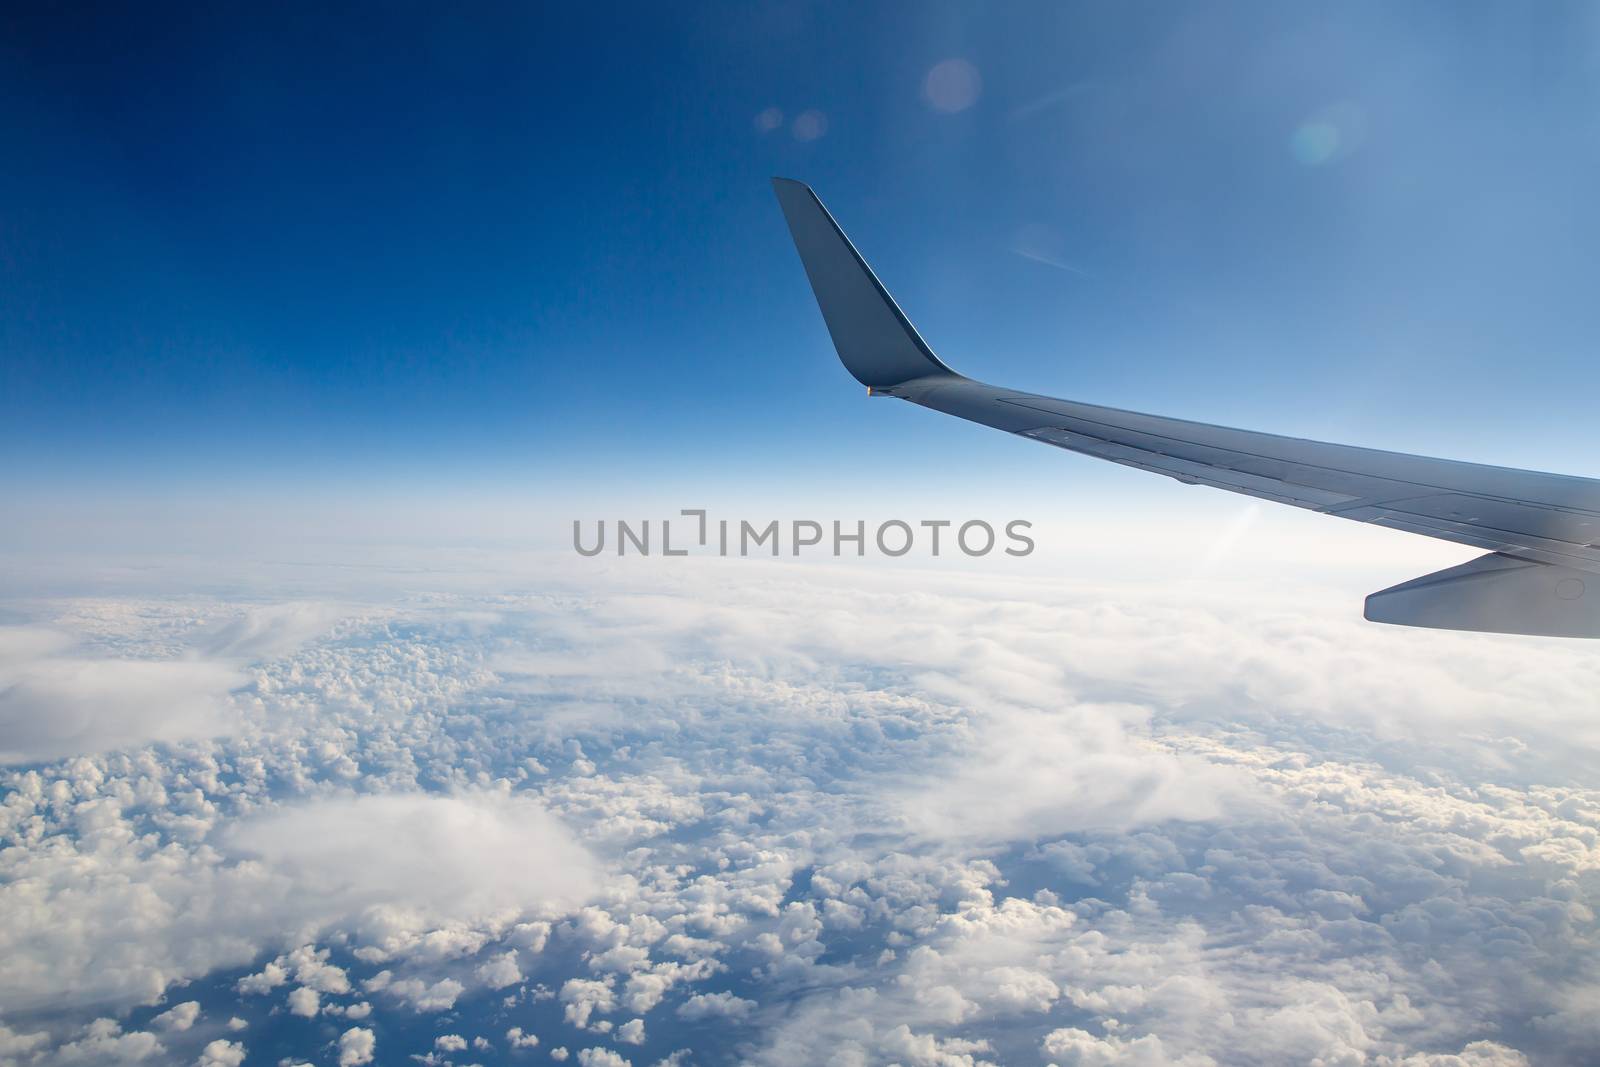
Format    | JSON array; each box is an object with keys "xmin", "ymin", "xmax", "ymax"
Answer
[{"xmin": 771, "ymin": 177, "xmax": 1600, "ymax": 638}]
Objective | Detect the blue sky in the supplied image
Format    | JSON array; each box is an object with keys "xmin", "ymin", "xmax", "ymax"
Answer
[{"xmin": 6, "ymin": 2, "xmax": 1600, "ymax": 499}]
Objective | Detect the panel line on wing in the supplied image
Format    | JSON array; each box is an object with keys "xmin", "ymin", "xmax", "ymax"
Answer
[
  {"xmin": 1019, "ymin": 412, "xmax": 1600, "ymax": 539},
  {"xmin": 1018, "ymin": 420, "xmax": 1600, "ymax": 572}
]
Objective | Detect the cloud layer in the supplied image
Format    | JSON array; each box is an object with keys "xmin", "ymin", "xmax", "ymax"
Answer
[{"xmin": 0, "ymin": 558, "xmax": 1595, "ymax": 1064}]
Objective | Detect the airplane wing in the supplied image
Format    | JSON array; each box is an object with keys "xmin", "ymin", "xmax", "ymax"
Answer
[{"xmin": 772, "ymin": 177, "xmax": 1600, "ymax": 638}]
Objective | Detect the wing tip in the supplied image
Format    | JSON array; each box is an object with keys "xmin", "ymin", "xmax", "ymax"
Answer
[{"xmin": 770, "ymin": 178, "xmax": 959, "ymax": 388}]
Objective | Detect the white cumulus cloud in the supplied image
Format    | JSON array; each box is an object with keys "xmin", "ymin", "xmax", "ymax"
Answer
[{"xmin": 338, "ymin": 1027, "xmax": 375, "ymax": 1067}]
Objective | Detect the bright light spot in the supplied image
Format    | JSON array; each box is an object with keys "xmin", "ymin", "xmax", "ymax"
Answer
[
  {"xmin": 1192, "ymin": 504, "xmax": 1262, "ymax": 577},
  {"xmin": 923, "ymin": 58, "xmax": 982, "ymax": 113},
  {"xmin": 1290, "ymin": 102, "xmax": 1366, "ymax": 166},
  {"xmin": 792, "ymin": 109, "xmax": 828, "ymax": 142},
  {"xmin": 1291, "ymin": 122, "xmax": 1341, "ymax": 165},
  {"xmin": 753, "ymin": 107, "xmax": 783, "ymax": 133}
]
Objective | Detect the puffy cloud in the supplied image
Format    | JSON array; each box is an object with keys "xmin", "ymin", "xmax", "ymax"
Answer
[
  {"xmin": 283, "ymin": 945, "xmax": 351, "ymax": 994},
  {"xmin": 621, "ymin": 960, "xmax": 721, "ymax": 1014},
  {"xmin": 435, "ymin": 1034, "xmax": 468, "ymax": 1051},
  {"xmin": 152, "ymin": 1001, "xmax": 200, "ymax": 1031},
  {"xmin": 1396, "ymin": 1043, "xmax": 1532, "ymax": 1067},
  {"xmin": 507, "ymin": 1027, "xmax": 540, "ymax": 1049},
  {"xmin": 0, "ymin": 792, "xmax": 275, "ymax": 1010},
  {"xmin": 52, "ymin": 1019, "xmax": 162, "ymax": 1063},
  {"xmin": 0, "ymin": 627, "xmax": 242, "ymax": 765},
  {"xmin": 561, "ymin": 978, "xmax": 617, "ymax": 1029},
  {"xmin": 677, "ymin": 992, "xmax": 756, "ymax": 1021},
  {"xmin": 0, "ymin": 785, "xmax": 591, "ymax": 1010},
  {"xmin": 196, "ymin": 1039, "xmax": 247, "ymax": 1067},
  {"xmin": 223, "ymin": 791, "xmax": 600, "ymax": 927},
  {"xmin": 476, "ymin": 950, "xmax": 523, "ymax": 989},
  {"xmin": 1042, "ymin": 1027, "xmax": 1206, "ymax": 1066},
  {"xmin": 384, "ymin": 977, "xmax": 464, "ymax": 1012},
  {"xmin": 236, "ymin": 962, "xmax": 287, "ymax": 995},
  {"xmin": 338, "ymin": 1027, "xmax": 375, "ymax": 1067},
  {"xmin": 0, "ymin": 604, "xmax": 337, "ymax": 767},
  {"xmin": 286, "ymin": 986, "xmax": 319, "ymax": 1017},
  {"xmin": 0, "ymin": 1023, "xmax": 49, "ymax": 1061},
  {"xmin": 577, "ymin": 1049, "xmax": 631, "ymax": 1067},
  {"xmin": 883, "ymin": 701, "xmax": 1242, "ymax": 845}
]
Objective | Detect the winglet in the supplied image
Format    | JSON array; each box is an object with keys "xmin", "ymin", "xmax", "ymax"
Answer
[{"xmin": 772, "ymin": 178, "xmax": 958, "ymax": 389}]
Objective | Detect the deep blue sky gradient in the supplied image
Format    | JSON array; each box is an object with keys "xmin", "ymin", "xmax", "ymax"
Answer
[{"xmin": 5, "ymin": 2, "xmax": 1600, "ymax": 494}]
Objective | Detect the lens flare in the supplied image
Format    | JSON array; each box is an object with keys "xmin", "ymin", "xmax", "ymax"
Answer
[{"xmin": 923, "ymin": 58, "xmax": 982, "ymax": 113}]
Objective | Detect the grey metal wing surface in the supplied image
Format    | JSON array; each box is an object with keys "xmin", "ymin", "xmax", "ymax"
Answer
[{"xmin": 771, "ymin": 177, "xmax": 1600, "ymax": 638}]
